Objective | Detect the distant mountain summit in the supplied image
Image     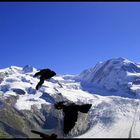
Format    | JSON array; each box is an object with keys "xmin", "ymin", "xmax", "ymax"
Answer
[
  {"xmin": 77, "ymin": 57, "xmax": 140, "ymax": 97},
  {"xmin": 22, "ymin": 65, "xmax": 34, "ymax": 73}
]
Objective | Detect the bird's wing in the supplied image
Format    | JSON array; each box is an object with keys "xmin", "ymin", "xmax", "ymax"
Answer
[
  {"xmin": 31, "ymin": 130, "xmax": 48, "ymax": 138},
  {"xmin": 63, "ymin": 110, "xmax": 78, "ymax": 134},
  {"xmin": 31, "ymin": 130, "xmax": 57, "ymax": 138},
  {"xmin": 78, "ymin": 104, "xmax": 92, "ymax": 113}
]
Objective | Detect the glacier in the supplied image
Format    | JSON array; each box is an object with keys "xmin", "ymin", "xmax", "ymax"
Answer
[{"xmin": 0, "ymin": 58, "xmax": 140, "ymax": 138}]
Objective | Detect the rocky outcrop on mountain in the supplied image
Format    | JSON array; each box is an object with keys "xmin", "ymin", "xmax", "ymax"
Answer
[{"xmin": 0, "ymin": 94, "xmax": 63, "ymax": 138}]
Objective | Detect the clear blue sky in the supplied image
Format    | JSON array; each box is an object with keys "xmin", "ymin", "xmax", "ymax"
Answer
[{"xmin": 1, "ymin": 2, "xmax": 140, "ymax": 74}]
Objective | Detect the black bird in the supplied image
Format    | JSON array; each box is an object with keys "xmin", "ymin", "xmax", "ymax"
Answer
[
  {"xmin": 31, "ymin": 130, "xmax": 57, "ymax": 139},
  {"xmin": 54, "ymin": 101, "xmax": 92, "ymax": 135},
  {"xmin": 33, "ymin": 68, "xmax": 56, "ymax": 90}
]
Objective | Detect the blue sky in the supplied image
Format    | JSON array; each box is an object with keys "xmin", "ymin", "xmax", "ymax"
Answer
[{"xmin": 0, "ymin": 2, "xmax": 140, "ymax": 74}]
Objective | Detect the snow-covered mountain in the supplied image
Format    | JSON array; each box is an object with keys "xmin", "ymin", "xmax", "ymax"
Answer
[
  {"xmin": 1, "ymin": 58, "xmax": 140, "ymax": 138},
  {"xmin": 76, "ymin": 57, "xmax": 140, "ymax": 98}
]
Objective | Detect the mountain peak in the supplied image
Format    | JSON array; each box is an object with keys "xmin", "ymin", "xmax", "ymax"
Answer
[
  {"xmin": 22, "ymin": 65, "xmax": 35, "ymax": 73},
  {"xmin": 77, "ymin": 57, "xmax": 140, "ymax": 97},
  {"xmin": 112, "ymin": 57, "xmax": 126, "ymax": 61},
  {"xmin": 105, "ymin": 57, "xmax": 132, "ymax": 65}
]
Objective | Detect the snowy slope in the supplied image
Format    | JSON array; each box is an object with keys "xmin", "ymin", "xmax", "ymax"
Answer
[{"xmin": 1, "ymin": 59, "xmax": 140, "ymax": 138}]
